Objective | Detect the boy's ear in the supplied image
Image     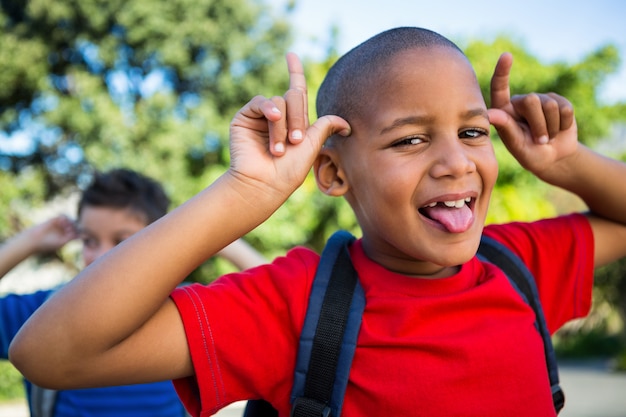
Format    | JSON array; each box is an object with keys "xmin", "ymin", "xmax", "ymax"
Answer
[{"xmin": 314, "ymin": 147, "xmax": 349, "ymax": 196}]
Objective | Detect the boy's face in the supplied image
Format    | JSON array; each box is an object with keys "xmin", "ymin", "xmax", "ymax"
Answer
[
  {"xmin": 77, "ymin": 206, "xmax": 148, "ymax": 267},
  {"xmin": 322, "ymin": 46, "xmax": 498, "ymax": 276}
]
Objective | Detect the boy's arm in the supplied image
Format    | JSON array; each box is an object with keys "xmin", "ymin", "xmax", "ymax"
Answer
[
  {"xmin": 9, "ymin": 54, "xmax": 350, "ymax": 389},
  {"xmin": 0, "ymin": 215, "xmax": 77, "ymax": 279},
  {"xmin": 488, "ymin": 53, "xmax": 626, "ymax": 266}
]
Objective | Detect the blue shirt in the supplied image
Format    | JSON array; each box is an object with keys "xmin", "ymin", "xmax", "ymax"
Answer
[{"xmin": 1, "ymin": 289, "xmax": 187, "ymax": 417}]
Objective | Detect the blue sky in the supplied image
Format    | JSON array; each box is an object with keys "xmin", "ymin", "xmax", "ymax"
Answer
[{"xmin": 269, "ymin": 0, "xmax": 626, "ymax": 103}]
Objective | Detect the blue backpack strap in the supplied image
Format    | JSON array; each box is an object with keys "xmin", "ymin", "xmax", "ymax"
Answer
[
  {"xmin": 478, "ymin": 235, "xmax": 565, "ymax": 414},
  {"xmin": 30, "ymin": 384, "xmax": 58, "ymax": 417},
  {"xmin": 290, "ymin": 230, "xmax": 365, "ymax": 417}
]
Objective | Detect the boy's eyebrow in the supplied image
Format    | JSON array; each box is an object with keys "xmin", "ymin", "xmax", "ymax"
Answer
[
  {"xmin": 380, "ymin": 108, "xmax": 489, "ymax": 135},
  {"xmin": 380, "ymin": 115, "xmax": 435, "ymax": 135}
]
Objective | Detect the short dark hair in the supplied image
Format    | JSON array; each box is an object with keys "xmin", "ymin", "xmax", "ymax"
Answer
[
  {"xmin": 77, "ymin": 168, "xmax": 170, "ymax": 225},
  {"xmin": 316, "ymin": 27, "xmax": 463, "ymax": 124}
]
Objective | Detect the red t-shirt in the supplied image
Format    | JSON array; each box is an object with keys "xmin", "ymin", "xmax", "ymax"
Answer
[{"xmin": 171, "ymin": 214, "xmax": 593, "ymax": 417}]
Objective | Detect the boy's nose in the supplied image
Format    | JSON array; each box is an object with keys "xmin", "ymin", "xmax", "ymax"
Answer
[{"xmin": 428, "ymin": 139, "xmax": 476, "ymax": 178}]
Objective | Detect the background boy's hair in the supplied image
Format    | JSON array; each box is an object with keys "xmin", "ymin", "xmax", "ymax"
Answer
[
  {"xmin": 77, "ymin": 168, "xmax": 170, "ymax": 225},
  {"xmin": 316, "ymin": 27, "xmax": 463, "ymax": 124}
]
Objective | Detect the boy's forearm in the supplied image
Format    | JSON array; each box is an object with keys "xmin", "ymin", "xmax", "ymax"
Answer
[
  {"xmin": 9, "ymin": 172, "xmax": 283, "ymax": 382},
  {"xmin": 545, "ymin": 144, "xmax": 626, "ymax": 225},
  {"xmin": 0, "ymin": 231, "xmax": 38, "ymax": 279}
]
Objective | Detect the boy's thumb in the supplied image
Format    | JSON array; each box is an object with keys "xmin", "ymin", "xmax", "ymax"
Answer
[{"xmin": 309, "ymin": 115, "xmax": 351, "ymax": 146}]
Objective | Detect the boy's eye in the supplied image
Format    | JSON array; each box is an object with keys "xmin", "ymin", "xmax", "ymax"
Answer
[
  {"xmin": 459, "ymin": 128, "xmax": 488, "ymax": 139},
  {"xmin": 392, "ymin": 136, "xmax": 424, "ymax": 147},
  {"xmin": 81, "ymin": 236, "xmax": 98, "ymax": 249}
]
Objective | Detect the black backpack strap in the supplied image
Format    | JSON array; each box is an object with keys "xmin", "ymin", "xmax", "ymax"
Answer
[
  {"xmin": 243, "ymin": 398, "xmax": 279, "ymax": 417},
  {"xmin": 478, "ymin": 235, "xmax": 565, "ymax": 414},
  {"xmin": 290, "ymin": 230, "xmax": 365, "ymax": 417}
]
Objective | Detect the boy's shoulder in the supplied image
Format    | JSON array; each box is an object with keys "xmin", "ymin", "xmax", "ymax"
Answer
[{"xmin": 483, "ymin": 213, "xmax": 591, "ymax": 255}]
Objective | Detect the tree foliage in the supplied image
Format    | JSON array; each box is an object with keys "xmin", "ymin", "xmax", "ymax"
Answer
[
  {"xmin": 0, "ymin": 0, "xmax": 292, "ymax": 203},
  {"xmin": 0, "ymin": 0, "xmax": 298, "ymax": 281},
  {"xmin": 1, "ymin": 2, "xmax": 625, "ymax": 289}
]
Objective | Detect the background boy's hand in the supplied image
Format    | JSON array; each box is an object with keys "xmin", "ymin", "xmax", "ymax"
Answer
[
  {"xmin": 30, "ymin": 215, "xmax": 78, "ymax": 254},
  {"xmin": 228, "ymin": 53, "xmax": 350, "ymax": 200},
  {"xmin": 0, "ymin": 214, "xmax": 78, "ymax": 279},
  {"xmin": 487, "ymin": 53, "xmax": 579, "ymax": 180}
]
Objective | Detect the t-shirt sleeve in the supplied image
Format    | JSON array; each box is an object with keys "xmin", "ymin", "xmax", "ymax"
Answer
[
  {"xmin": 0, "ymin": 290, "xmax": 51, "ymax": 357},
  {"xmin": 483, "ymin": 213, "xmax": 594, "ymax": 334},
  {"xmin": 169, "ymin": 247, "xmax": 319, "ymax": 417}
]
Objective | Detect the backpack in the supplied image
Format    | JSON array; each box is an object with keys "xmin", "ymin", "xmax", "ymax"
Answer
[{"xmin": 244, "ymin": 230, "xmax": 565, "ymax": 417}]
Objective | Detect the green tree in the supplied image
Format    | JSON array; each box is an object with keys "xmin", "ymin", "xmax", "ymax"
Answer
[
  {"xmin": 1, "ymin": 4, "xmax": 625, "ymax": 289},
  {"xmin": 0, "ymin": 0, "xmax": 298, "ymax": 280},
  {"xmin": 0, "ymin": 0, "xmax": 293, "ymax": 203}
]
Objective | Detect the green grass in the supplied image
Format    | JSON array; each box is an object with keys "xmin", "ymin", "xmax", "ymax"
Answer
[{"xmin": 0, "ymin": 360, "xmax": 25, "ymax": 401}]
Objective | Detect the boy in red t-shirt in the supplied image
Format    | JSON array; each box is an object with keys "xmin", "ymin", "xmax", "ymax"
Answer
[{"xmin": 9, "ymin": 27, "xmax": 626, "ymax": 417}]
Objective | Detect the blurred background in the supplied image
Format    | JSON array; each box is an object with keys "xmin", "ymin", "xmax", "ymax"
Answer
[{"xmin": 1, "ymin": 0, "xmax": 625, "ymax": 409}]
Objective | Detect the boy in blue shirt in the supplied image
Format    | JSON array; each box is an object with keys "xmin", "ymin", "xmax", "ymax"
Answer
[{"xmin": 1, "ymin": 168, "xmax": 264, "ymax": 417}]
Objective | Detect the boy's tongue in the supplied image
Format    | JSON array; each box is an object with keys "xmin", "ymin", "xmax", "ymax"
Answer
[{"xmin": 422, "ymin": 204, "xmax": 473, "ymax": 233}]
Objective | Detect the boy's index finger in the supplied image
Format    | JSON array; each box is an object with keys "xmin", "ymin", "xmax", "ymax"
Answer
[
  {"xmin": 286, "ymin": 52, "xmax": 308, "ymax": 120},
  {"xmin": 286, "ymin": 52, "xmax": 306, "ymax": 94},
  {"xmin": 284, "ymin": 52, "xmax": 309, "ymax": 138},
  {"xmin": 489, "ymin": 52, "xmax": 513, "ymax": 110}
]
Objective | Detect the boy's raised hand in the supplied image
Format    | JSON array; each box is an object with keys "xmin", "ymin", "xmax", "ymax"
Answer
[
  {"xmin": 228, "ymin": 53, "xmax": 350, "ymax": 200},
  {"xmin": 29, "ymin": 215, "xmax": 78, "ymax": 253},
  {"xmin": 487, "ymin": 53, "xmax": 579, "ymax": 180},
  {"xmin": 0, "ymin": 215, "xmax": 77, "ymax": 280}
]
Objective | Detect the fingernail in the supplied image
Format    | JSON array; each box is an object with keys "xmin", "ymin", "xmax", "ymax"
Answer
[
  {"xmin": 291, "ymin": 129, "xmax": 302, "ymax": 140},
  {"xmin": 538, "ymin": 135, "xmax": 549, "ymax": 145},
  {"xmin": 274, "ymin": 142, "xmax": 285, "ymax": 153}
]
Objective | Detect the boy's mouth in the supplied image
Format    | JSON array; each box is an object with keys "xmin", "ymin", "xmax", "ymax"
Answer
[{"xmin": 419, "ymin": 197, "xmax": 474, "ymax": 233}]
